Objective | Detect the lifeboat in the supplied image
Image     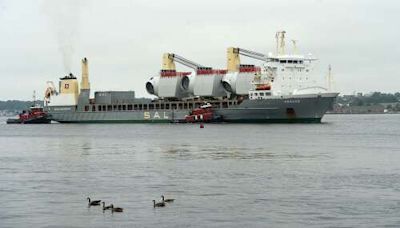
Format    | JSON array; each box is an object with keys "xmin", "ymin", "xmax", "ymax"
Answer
[{"xmin": 255, "ymin": 84, "xmax": 271, "ymax": 90}]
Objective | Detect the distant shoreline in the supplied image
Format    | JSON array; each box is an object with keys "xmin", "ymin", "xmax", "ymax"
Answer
[{"xmin": 327, "ymin": 112, "xmax": 400, "ymax": 115}]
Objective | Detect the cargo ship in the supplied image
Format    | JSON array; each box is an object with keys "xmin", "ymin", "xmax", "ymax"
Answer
[{"xmin": 44, "ymin": 31, "xmax": 338, "ymax": 123}]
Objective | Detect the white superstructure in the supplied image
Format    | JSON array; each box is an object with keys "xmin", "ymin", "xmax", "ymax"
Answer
[
  {"xmin": 247, "ymin": 31, "xmax": 328, "ymax": 99},
  {"xmin": 260, "ymin": 53, "xmax": 323, "ymax": 96}
]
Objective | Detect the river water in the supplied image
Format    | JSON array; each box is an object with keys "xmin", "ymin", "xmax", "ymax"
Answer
[{"xmin": 0, "ymin": 114, "xmax": 400, "ymax": 227}]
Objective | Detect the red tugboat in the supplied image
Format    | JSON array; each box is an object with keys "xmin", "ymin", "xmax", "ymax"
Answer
[
  {"xmin": 6, "ymin": 92, "xmax": 51, "ymax": 124},
  {"xmin": 185, "ymin": 103, "xmax": 221, "ymax": 123},
  {"xmin": 6, "ymin": 106, "xmax": 51, "ymax": 124}
]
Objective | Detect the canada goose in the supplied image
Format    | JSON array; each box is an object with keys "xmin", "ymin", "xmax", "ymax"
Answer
[
  {"xmin": 153, "ymin": 200, "xmax": 165, "ymax": 208},
  {"xmin": 102, "ymin": 202, "xmax": 112, "ymax": 211},
  {"xmin": 111, "ymin": 204, "xmax": 123, "ymax": 213},
  {"xmin": 87, "ymin": 197, "xmax": 101, "ymax": 206},
  {"xmin": 161, "ymin": 195, "xmax": 175, "ymax": 203}
]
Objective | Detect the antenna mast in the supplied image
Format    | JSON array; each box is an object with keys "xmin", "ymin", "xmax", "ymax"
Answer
[
  {"xmin": 32, "ymin": 90, "xmax": 36, "ymax": 107},
  {"xmin": 275, "ymin": 31, "xmax": 286, "ymax": 55},
  {"xmin": 291, "ymin": 39, "xmax": 298, "ymax": 54},
  {"xmin": 328, "ymin": 65, "xmax": 332, "ymax": 92}
]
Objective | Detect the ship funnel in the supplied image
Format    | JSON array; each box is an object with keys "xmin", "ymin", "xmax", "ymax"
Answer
[{"xmin": 81, "ymin": 57, "xmax": 90, "ymax": 90}]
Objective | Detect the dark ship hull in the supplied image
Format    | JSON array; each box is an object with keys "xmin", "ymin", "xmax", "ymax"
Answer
[
  {"xmin": 46, "ymin": 93, "xmax": 338, "ymax": 124},
  {"xmin": 7, "ymin": 115, "xmax": 51, "ymax": 124}
]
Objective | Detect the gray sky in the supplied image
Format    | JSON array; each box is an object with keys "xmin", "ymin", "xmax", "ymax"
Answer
[{"xmin": 0, "ymin": 0, "xmax": 399, "ymax": 100}]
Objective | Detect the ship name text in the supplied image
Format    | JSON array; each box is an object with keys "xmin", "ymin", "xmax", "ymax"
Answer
[
  {"xmin": 144, "ymin": 111, "xmax": 169, "ymax": 120},
  {"xmin": 284, "ymin": 99, "xmax": 300, "ymax": 104}
]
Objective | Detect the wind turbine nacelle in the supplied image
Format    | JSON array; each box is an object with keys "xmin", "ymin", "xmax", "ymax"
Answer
[
  {"xmin": 146, "ymin": 74, "xmax": 190, "ymax": 99},
  {"xmin": 180, "ymin": 72, "xmax": 196, "ymax": 94},
  {"xmin": 221, "ymin": 72, "xmax": 254, "ymax": 95},
  {"xmin": 145, "ymin": 76, "xmax": 159, "ymax": 96},
  {"xmin": 195, "ymin": 72, "xmax": 227, "ymax": 97}
]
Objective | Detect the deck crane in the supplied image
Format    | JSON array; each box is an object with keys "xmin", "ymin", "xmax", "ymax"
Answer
[
  {"xmin": 224, "ymin": 47, "xmax": 275, "ymax": 95},
  {"xmin": 227, "ymin": 47, "xmax": 267, "ymax": 72},
  {"xmin": 235, "ymin": 48, "xmax": 267, "ymax": 61},
  {"xmin": 44, "ymin": 81, "xmax": 58, "ymax": 104},
  {"xmin": 162, "ymin": 53, "xmax": 211, "ymax": 72},
  {"xmin": 161, "ymin": 53, "xmax": 212, "ymax": 91},
  {"xmin": 159, "ymin": 53, "xmax": 213, "ymax": 93}
]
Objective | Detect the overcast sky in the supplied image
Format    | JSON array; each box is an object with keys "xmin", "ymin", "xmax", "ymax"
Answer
[{"xmin": 0, "ymin": 0, "xmax": 399, "ymax": 100}]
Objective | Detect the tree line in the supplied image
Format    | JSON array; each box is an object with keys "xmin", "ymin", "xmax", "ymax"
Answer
[
  {"xmin": 0, "ymin": 100, "xmax": 41, "ymax": 112},
  {"xmin": 337, "ymin": 92, "xmax": 400, "ymax": 106}
]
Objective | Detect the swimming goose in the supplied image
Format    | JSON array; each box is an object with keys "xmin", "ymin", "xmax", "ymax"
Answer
[
  {"xmin": 111, "ymin": 204, "xmax": 124, "ymax": 213},
  {"xmin": 87, "ymin": 197, "xmax": 101, "ymax": 206},
  {"xmin": 102, "ymin": 202, "xmax": 112, "ymax": 211},
  {"xmin": 161, "ymin": 195, "xmax": 175, "ymax": 203},
  {"xmin": 153, "ymin": 200, "xmax": 165, "ymax": 208}
]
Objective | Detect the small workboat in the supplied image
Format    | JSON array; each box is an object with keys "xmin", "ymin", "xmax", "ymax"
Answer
[
  {"xmin": 185, "ymin": 103, "xmax": 222, "ymax": 123},
  {"xmin": 7, "ymin": 91, "xmax": 51, "ymax": 124},
  {"xmin": 7, "ymin": 105, "xmax": 51, "ymax": 124}
]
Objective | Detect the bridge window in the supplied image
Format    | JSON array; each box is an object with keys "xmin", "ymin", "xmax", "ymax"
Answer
[
  {"xmin": 85, "ymin": 106, "xmax": 89, "ymax": 111},
  {"xmin": 107, "ymin": 105, "xmax": 112, "ymax": 111}
]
